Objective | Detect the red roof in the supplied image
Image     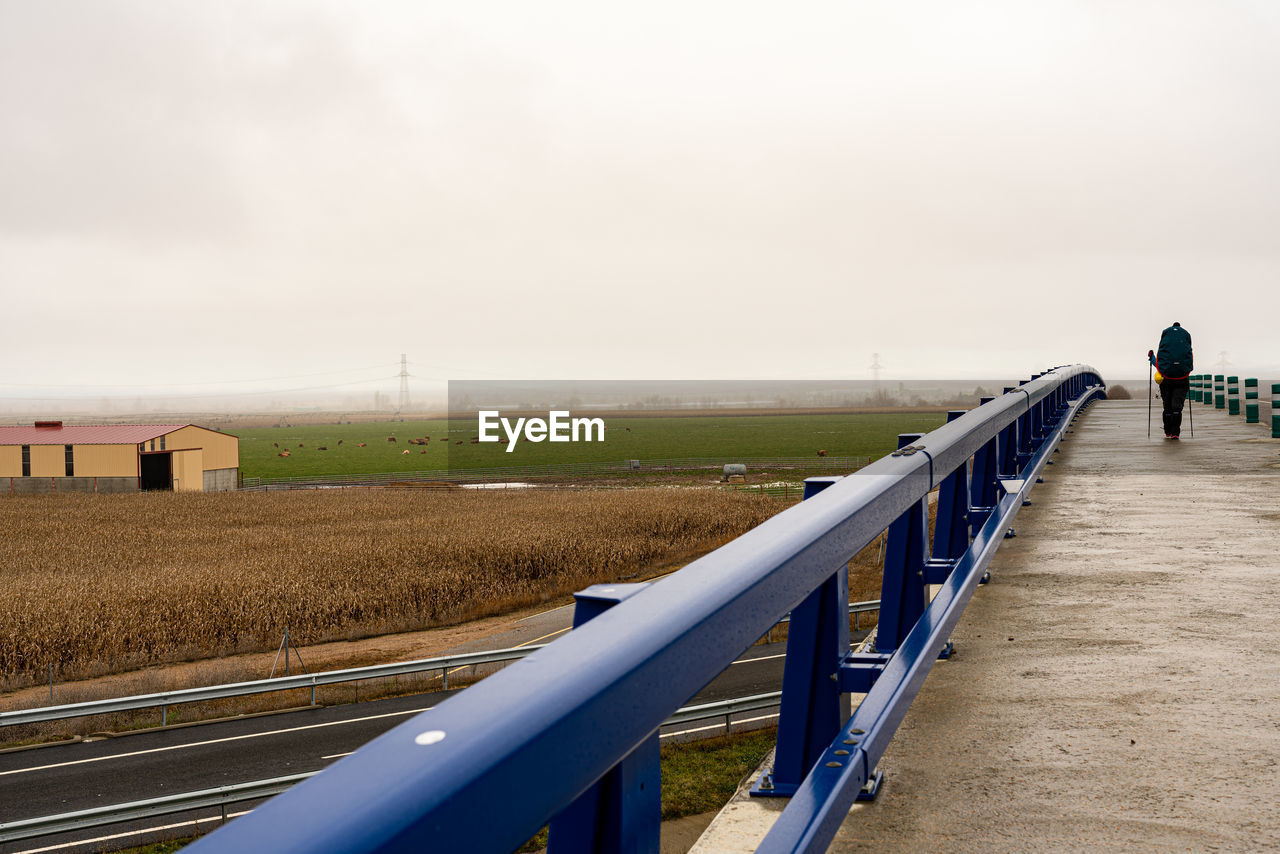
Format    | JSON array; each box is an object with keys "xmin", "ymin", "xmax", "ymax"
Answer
[{"xmin": 0, "ymin": 424, "xmax": 191, "ymax": 445}]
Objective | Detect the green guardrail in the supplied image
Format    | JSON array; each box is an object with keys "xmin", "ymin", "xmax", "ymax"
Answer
[
  {"xmin": 1227, "ymin": 376, "xmax": 1240, "ymax": 416},
  {"xmin": 1214, "ymin": 374, "xmax": 1226, "ymax": 409},
  {"xmin": 1273, "ymin": 383, "xmax": 1280, "ymax": 438},
  {"xmin": 1245, "ymin": 378, "xmax": 1259, "ymax": 424}
]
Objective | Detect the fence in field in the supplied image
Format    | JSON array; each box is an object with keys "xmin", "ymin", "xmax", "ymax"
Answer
[
  {"xmin": 188, "ymin": 364, "xmax": 1105, "ymax": 854},
  {"xmin": 238, "ymin": 455, "xmax": 872, "ymax": 490}
]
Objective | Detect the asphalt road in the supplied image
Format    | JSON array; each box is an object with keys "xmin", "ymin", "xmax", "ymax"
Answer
[{"xmin": 0, "ymin": 635, "xmax": 822, "ymax": 853}]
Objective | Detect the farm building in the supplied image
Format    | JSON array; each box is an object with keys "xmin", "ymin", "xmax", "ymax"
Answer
[{"xmin": 0, "ymin": 421, "xmax": 239, "ymax": 494}]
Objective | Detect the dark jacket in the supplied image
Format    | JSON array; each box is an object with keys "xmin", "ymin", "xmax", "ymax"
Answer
[{"xmin": 1150, "ymin": 323, "xmax": 1193, "ymax": 379}]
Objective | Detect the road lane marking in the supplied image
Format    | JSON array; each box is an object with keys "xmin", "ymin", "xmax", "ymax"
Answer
[
  {"xmin": 0, "ymin": 706, "xmax": 433, "ymax": 778},
  {"xmin": 730, "ymin": 652, "xmax": 785, "ymax": 666},
  {"xmin": 13, "ymin": 809, "xmax": 252, "ymax": 853},
  {"xmin": 515, "ymin": 626, "xmax": 570, "ymax": 647},
  {"xmin": 517, "ymin": 603, "xmax": 572, "ymax": 622}
]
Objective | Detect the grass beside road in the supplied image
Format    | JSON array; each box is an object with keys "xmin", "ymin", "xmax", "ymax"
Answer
[{"xmin": 659, "ymin": 726, "xmax": 778, "ymax": 819}]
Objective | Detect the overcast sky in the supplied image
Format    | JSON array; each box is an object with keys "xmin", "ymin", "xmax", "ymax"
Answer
[{"xmin": 2, "ymin": 1, "xmax": 1277, "ymax": 407}]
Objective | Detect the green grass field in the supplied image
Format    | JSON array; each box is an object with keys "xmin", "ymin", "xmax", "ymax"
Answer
[
  {"xmin": 443, "ymin": 412, "xmax": 948, "ymax": 468},
  {"xmin": 235, "ymin": 420, "xmax": 449, "ymax": 479},
  {"xmin": 235, "ymin": 411, "xmax": 948, "ymax": 479}
]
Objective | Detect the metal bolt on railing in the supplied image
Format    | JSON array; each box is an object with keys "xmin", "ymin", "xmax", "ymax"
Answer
[
  {"xmin": 1244, "ymin": 378, "xmax": 1259, "ymax": 424},
  {"xmin": 1214, "ymin": 375, "xmax": 1226, "ymax": 409},
  {"xmin": 1227, "ymin": 376, "xmax": 1241, "ymax": 416}
]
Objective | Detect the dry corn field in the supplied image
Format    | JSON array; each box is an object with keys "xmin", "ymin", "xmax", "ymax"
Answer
[{"xmin": 0, "ymin": 489, "xmax": 786, "ymax": 687}]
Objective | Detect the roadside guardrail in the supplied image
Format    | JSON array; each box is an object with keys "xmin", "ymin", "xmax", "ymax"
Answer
[
  {"xmin": 1, "ymin": 603, "xmax": 879, "ymax": 730},
  {"xmin": 0, "ymin": 645, "xmax": 544, "ymax": 728}
]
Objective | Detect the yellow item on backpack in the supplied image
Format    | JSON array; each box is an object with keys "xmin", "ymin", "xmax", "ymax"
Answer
[{"xmin": 1154, "ymin": 371, "xmax": 1164, "ymax": 384}]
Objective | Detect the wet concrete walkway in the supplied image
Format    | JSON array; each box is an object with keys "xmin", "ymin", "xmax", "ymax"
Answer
[{"xmin": 699, "ymin": 399, "xmax": 1280, "ymax": 852}]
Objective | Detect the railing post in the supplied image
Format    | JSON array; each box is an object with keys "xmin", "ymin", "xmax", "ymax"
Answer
[
  {"xmin": 998, "ymin": 388, "xmax": 1019, "ymax": 478},
  {"xmin": 1244, "ymin": 378, "xmax": 1259, "ymax": 423},
  {"xmin": 753, "ymin": 476, "xmax": 849, "ymax": 798},
  {"xmin": 875, "ymin": 435, "xmax": 929, "ymax": 654},
  {"xmin": 1192, "ymin": 374, "xmax": 1203, "ymax": 404},
  {"xmin": 1215, "ymin": 374, "xmax": 1226, "ymax": 409},
  {"xmin": 968, "ymin": 398, "xmax": 999, "ymax": 535},
  {"xmin": 931, "ymin": 411, "xmax": 970, "ymax": 564},
  {"xmin": 1014, "ymin": 381, "xmax": 1037, "ymax": 467},
  {"xmin": 1227, "ymin": 376, "xmax": 1240, "ymax": 416},
  {"xmin": 548, "ymin": 583, "xmax": 659, "ymax": 854}
]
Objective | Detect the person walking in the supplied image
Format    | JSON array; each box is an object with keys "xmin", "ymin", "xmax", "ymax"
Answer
[{"xmin": 1148, "ymin": 321, "xmax": 1194, "ymax": 439}]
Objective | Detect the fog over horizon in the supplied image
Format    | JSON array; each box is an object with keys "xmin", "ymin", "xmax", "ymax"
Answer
[{"xmin": 3, "ymin": 2, "xmax": 1278, "ymax": 408}]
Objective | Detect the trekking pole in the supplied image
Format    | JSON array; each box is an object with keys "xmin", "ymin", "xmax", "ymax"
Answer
[
  {"xmin": 1152, "ymin": 350, "xmax": 1162, "ymax": 437},
  {"xmin": 1188, "ymin": 387, "xmax": 1194, "ymax": 438}
]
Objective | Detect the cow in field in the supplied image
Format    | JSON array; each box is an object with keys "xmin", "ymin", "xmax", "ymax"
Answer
[
  {"xmin": 456, "ymin": 440, "xmax": 463, "ymax": 444},
  {"xmin": 273, "ymin": 442, "xmax": 278, "ymax": 448},
  {"xmin": 298, "ymin": 443, "xmax": 303, "ymax": 448},
  {"xmin": 357, "ymin": 442, "xmax": 367, "ymax": 447},
  {"xmin": 337, "ymin": 440, "xmax": 343, "ymax": 445},
  {"xmin": 402, "ymin": 449, "xmax": 411, "ymax": 455},
  {"xmin": 278, "ymin": 451, "xmax": 290, "ymax": 457},
  {"xmin": 387, "ymin": 436, "xmax": 396, "ymax": 443},
  {"xmin": 817, "ymin": 449, "xmax": 827, "ymax": 457},
  {"xmin": 420, "ymin": 450, "xmax": 427, "ymax": 454},
  {"xmin": 318, "ymin": 446, "xmax": 328, "ymax": 451}
]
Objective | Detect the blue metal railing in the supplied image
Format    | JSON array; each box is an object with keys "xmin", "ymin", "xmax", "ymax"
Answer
[{"xmin": 187, "ymin": 365, "xmax": 1105, "ymax": 854}]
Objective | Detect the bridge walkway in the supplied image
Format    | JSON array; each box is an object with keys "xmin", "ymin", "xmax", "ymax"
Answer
[{"xmin": 699, "ymin": 399, "xmax": 1280, "ymax": 852}]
